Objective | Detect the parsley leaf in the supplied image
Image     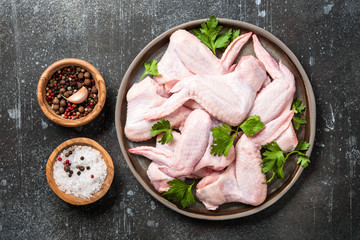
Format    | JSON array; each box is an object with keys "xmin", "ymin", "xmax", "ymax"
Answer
[
  {"xmin": 261, "ymin": 141, "xmax": 311, "ymax": 183},
  {"xmin": 231, "ymin": 29, "xmax": 240, "ymax": 42},
  {"xmin": 193, "ymin": 16, "xmax": 240, "ymax": 55},
  {"xmin": 214, "ymin": 29, "xmax": 232, "ymax": 50},
  {"xmin": 292, "ymin": 116, "xmax": 307, "ymax": 131},
  {"xmin": 210, "ymin": 124, "xmax": 235, "ymax": 157},
  {"xmin": 150, "ymin": 119, "xmax": 173, "ymax": 144},
  {"xmin": 240, "ymin": 115, "xmax": 265, "ymax": 137},
  {"xmin": 262, "ymin": 141, "xmax": 282, "ymax": 152},
  {"xmin": 210, "ymin": 116, "xmax": 265, "ymax": 157},
  {"xmin": 297, "ymin": 155, "xmax": 311, "ymax": 168},
  {"xmin": 291, "ymin": 98, "xmax": 307, "ymax": 130},
  {"xmin": 295, "ymin": 141, "xmax": 311, "ymax": 151},
  {"xmin": 141, "ymin": 59, "xmax": 161, "ymax": 80},
  {"xmin": 162, "ymin": 178, "xmax": 196, "ymax": 208},
  {"xmin": 291, "ymin": 98, "xmax": 306, "ymax": 114},
  {"xmin": 261, "ymin": 142, "xmax": 286, "ymax": 183}
]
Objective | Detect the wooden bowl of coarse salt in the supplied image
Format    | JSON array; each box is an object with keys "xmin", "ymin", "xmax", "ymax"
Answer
[{"xmin": 46, "ymin": 137, "xmax": 114, "ymax": 205}]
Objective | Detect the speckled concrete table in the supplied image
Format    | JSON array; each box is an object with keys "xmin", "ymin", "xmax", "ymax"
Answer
[{"xmin": 1, "ymin": 0, "xmax": 359, "ymax": 239}]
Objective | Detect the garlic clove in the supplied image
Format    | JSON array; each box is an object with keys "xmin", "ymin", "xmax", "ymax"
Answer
[{"xmin": 66, "ymin": 86, "xmax": 88, "ymax": 104}]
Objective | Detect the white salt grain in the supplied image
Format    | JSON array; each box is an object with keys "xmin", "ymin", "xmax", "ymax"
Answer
[{"xmin": 53, "ymin": 145, "xmax": 107, "ymax": 199}]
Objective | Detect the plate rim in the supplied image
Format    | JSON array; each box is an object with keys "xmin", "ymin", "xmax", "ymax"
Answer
[{"xmin": 115, "ymin": 18, "xmax": 316, "ymax": 220}]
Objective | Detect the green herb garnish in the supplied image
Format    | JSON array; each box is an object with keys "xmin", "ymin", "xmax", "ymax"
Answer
[
  {"xmin": 211, "ymin": 124, "xmax": 235, "ymax": 157},
  {"xmin": 163, "ymin": 179, "xmax": 196, "ymax": 208},
  {"xmin": 193, "ymin": 16, "xmax": 240, "ymax": 55},
  {"xmin": 210, "ymin": 115, "xmax": 265, "ymax": 157},
  {"xmin": 141, "ymin": 59, "xmax": 161, "ymax": 80},
  {"xmin": 261, "ymin": 141, "xmax": 311, "ymax": 183},
  {"xmin": 150, "ymin": 119, "xmax": 173, "ymax": 144},
  {"xmin": 240, "ymin": 115, "xmax": 265, "ymax": 137},
  {"xmin": 291, "ymin": 98, "xmax": 307, "ymax": 130}
]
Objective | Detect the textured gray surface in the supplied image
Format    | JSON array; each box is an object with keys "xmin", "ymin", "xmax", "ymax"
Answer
[{"xmin": 0, "ymin": 0, "xmax": 359, "ymax": 239}]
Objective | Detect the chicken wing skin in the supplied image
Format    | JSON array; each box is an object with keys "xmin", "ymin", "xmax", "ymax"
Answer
[
  {"xmin": 125, "ymin": 77, "xmax": 191, "ymax": 142},
  {"xmin": 154, "ymin": 30, "xmax": 252, "ymax": 85},
  {"xmin": 196, "ymin": 110, "xmax": 294, "ymax": 210},
  {"xmin": 249, "ymin": 34, "xmax": 298, "ymax": 151},
  {"xmin": 145, "ymin": 56, "xmax": 267, "ymax": 126},
  {"xmin": 248, "ymin": 35, "xmax": 296, "ymax": 123}
]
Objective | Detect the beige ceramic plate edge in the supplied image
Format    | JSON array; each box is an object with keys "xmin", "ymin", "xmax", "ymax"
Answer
[{"xmin": 115, "ymin": 19, "xmax": 316, "ymax": 220}]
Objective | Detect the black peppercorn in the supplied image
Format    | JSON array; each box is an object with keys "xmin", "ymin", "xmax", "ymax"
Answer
[
  {"xmin": 91, "ymin": 86, "xmax": 98, "ymax": 94},
  {"xmin": 84, "ymin": 72, "xmax": 91, "ymax": 78},
  {"xmin": 52, "ymin": 104, "xmax": 59, "ymax": 111},
  {"xmin": 46, "ymin": 65, "xmax": 98, "ymax": 121},
  {"xmin": 84, "ymin": 79, "xmax": 91, "ymax": 86},
  {"xmin": 60, "ymin": 100, "xmax": 66, "ymax": 108}
]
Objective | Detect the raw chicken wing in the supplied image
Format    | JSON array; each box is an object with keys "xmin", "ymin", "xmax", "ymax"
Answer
[
  {"xmin": 125, "ymin": 77, "xmax": 191, "ymax": 142},
  {"xmin": 196, "ymin": 110, "xmax": 294, "ymax": 210},
  {"xmin": 145, "ymin": 56, "xmax": 267, "ymax": 126}
]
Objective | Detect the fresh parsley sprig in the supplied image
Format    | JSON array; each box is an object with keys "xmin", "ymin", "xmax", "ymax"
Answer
[
  {"xmin": 150, "ymin": 119, "xmax": 173, "ymax": 144},
  {"xmin": 162, "ymin": 178, "xmax": 196, "ymax": 208},
  {"xmin": 291, "ymin": 98, "xmax": 307, "ymax": 130},
  {"xmin": 240, "ymin": 115, "xmax": 265, "ymax": 137},
  {"xmin": 261, "ymin": 141, "xmax": 311, "ymax": 183},
  {"xmin": 211, "ymin": 124, "xmax": 235, "ymax": 157},
  {"xmin": 210, "ymin": 115, "xmax": 265, "ymax": 157},
  {"xmin": 141, "ymin": 59, "xmax": 161, "ymax": 80},
  {"xmin": 193, "ymin": 16, "xmax": 240, "ymax": 55}
]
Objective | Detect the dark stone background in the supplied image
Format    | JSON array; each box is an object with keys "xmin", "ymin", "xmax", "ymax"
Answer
[{"xmin": 0, "ymin": 0, "xmax": 359, "ymax": 239}]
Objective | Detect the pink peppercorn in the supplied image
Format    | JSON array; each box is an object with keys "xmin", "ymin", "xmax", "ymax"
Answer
[
  {"xmin": 91, "ymin": 174, "xmax": 94, "ymax": 178},
  {"xmin": 58, "ymin": 157, "xmax": 62, "ymax": 161}
]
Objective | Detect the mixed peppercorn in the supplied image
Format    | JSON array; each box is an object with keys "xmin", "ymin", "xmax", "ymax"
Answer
[
  {"xmin": 57, "ymin": 147, "xmax": 93, "ymax": 178},
  {"xmin": 45, "ymin": 66, "xmax": 98, "ymax": 119}
]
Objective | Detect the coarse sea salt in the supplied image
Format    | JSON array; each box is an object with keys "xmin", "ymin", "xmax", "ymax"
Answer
[{"xmin": 53, "ymin": 145, "xmax": 107, "ymax": 199}]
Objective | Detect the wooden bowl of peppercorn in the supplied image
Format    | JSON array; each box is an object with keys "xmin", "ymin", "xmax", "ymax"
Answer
[{"xmin": 37, "ymin": 58, "xmax": 106, "ymax": 127}]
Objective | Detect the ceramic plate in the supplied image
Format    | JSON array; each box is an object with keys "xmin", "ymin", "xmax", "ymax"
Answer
[{"xmin": 115, "ymin": 19, "xmax": 316, "ymax": 220}]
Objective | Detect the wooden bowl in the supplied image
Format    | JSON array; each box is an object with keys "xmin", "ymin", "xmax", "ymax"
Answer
[
  {"xmin": 37, "ymin": 58, "xmax": 106, "ymax": 127},
  {"xmin": 46, "ymin": 137, "xmax": 114, "ymax": 205}
]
